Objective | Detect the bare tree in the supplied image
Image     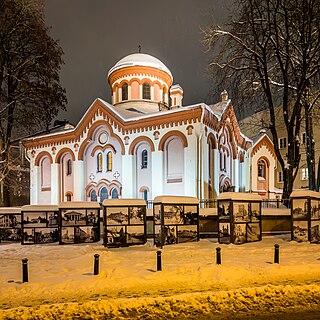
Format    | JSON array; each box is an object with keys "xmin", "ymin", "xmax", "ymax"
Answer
[
  {"xmin": 203, "ymin": 0, "xmax": 320, "ymax": 203},
  {"xmin": 0, "ymin": 0, "xmax": 67, "ymax": 206}
]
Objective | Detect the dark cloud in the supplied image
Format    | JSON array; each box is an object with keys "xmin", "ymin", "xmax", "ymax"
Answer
[{"xmin": 45, "ymin": 0, "xmax": 233, "ymax": 123}]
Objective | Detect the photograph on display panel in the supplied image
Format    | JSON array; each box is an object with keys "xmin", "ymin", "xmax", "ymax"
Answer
[
  {"xmin": 163, "ymin": 205, "xmax": 183, "ymax": 224},
  {"xmin": 23, "ymin": 228, "xmax": 34, "ymax": 243},
  {"xmin": 310, "ymin": 221, "xmax": 320, "ymax": 243},
  {"xmin": 182, "ymin": 206, "xmax": 198, "ymax": 225},
  {"xmin": 105, "ymin": 226, "xmax": 126, "ymax": 245},
  {"xmin": 61, "ymin": 209, "xmax": 87, "ymax": 226},
  {"xmin": 292, "ymin": 199, "xmax": 309, "ymax": 219},
  {"xmin": 219, "ymin": 223, "xmax": 231, "ymax": 244},
  {"xmin": 153, "ymin": 205, "xmax": 161, "ymax": 224},
  {"xmin": 247, "ymin": 223, "xmax": 261, "ymax": 242},
  {"xmin": 106, "ymin": 207, "xmax": 129, "ymax": 225},
  {"xmin": 129, "ymin": 207, "xmax": 144, "ymax": 225},
  {"xmin": 33, "ymin": 227, "xmax": 59, "ymax": 243},
  {"xmin": 23, "ymin": 212, "xmax": 47, "ymax": 227},
  {"xmin": 310, "ymin": 200, "xmax": 320, "ymax": 220},
  {"xmin": 154, "ymin": 225, "xmax": 177, "ymax": 246},
  {"xmin": 47, "ymin": 212, "xmax": 59, "ymax": 227},
  {"xmin": 250, "ymin": 203, "xmax": 260, "ymax": 221},
  {"xmin": 218, "ymin": 201, "xmax": 231, "ymax": 219},
  {"xmin": 76, "ymin": 226, "xmax": 98, "ymax": 243},
  {"xmin": 126, "ymin": 226, "xmax": 145, "ymax": 244},
  {"xmin": 234, "ymin": 224, "xmax": 246, "ymax": 244},
  {"xmin": 0, "ymin": 228, "xmax": 21, "ymax": 242},
  {"xmin": 0, "ymin": 214, "xmax": 21, "ymax": 228},
  {"xmin": 292, "ymin": 220, "xmax": 309, "ymax": 242},
  {"xmin": 86, "ymin": 209, "xmax": 99, "ymax": 225},
  {"xmin": 233, "ymin": 203, "xmax": 250, "ymax": 222},
  {"xmin": 61, "ymin": 227, "xmax": 75, "ymax": 243},
  {"xmin": 177, "ymin": 225, "xmax": 197, "ymax": 243}
]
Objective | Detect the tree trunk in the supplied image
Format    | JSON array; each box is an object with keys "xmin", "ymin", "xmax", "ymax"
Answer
[{"xmin": 305, "ymin": 105, "xmax": 316, "ymax": 190}]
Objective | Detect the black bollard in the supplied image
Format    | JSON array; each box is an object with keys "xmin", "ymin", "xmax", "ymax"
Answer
[
  {"xmin": 94, "ymin": 254, "xmax": 100, "ymax": 275},
  {"xmin": 22, "ymin": 258, "xmax": 28, "ymax": 283},
  {"xmin": 216, "ymin": 247, "xmax": 221, "ymax": 265},
  {"xmin": 274, "ymin": 244, "xmax": 280, "ymax": 264},
  {"xmin": 157, "ymin": 250, "xmax": 162, "ymax": 271}
]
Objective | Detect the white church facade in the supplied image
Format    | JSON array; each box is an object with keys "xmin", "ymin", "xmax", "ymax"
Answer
[{"xmin": 23, "ymin": 53, "xmax": 277, "ymax": 204}]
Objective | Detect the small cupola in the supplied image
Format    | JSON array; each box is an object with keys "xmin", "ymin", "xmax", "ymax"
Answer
[{"xmin": 170, "ymin": 84, "xmax": 183, "ymax": 108}]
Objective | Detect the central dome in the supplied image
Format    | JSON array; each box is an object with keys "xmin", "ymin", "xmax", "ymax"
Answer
[{"xmin": 108, "ymin": 53, "xmax": 173, "ymax": 80}]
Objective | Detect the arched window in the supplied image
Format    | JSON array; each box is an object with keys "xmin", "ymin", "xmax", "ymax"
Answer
[
  {"xmin": 106, "ymin": 151, "xmax": 112, "ymax": 172},
  {"xmin": 141, "ymin": 149, "xmax": 148, "ymax": 169},
  {"xmin": 66, "ymin": 159, "xmax": 72, "ymax": 176},
  {"xmin": 122, "ymin": 83, "xmax": 128, "ymax": 101},
  {"xmin": 100, "ymin": 187, "xmax": 108, "ymax": 202},
  {"xmin": 90, "ymin": 190, "xmax": 97, "ymax": 202},
  {"xmin": 162, "ymin": 87, "xmax": 166, "ymax": 103},
  {"xmin": 66, "ymin": 193, "xmax": 72, "ymax": 201},
  {"xmin": 111, "ymin": 188, "xmax": 119, "ymax": 199},
  {"xmin": 258, "ymin": 159, "xmax": 266, "ymax": 179},
  {"xmin": 41, "ymin": 157, "xmax": 51, "ymax": 189},
  {"xmin": 142, "ymin": 82, "xmax": 151, "ymax": 99},
  {"xmin": 97, "ymin": 153, "xmax": 103, "ymax": 172}
]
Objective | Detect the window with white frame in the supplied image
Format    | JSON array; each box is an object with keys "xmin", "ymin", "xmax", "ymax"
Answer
[
  {"xmin": 278, "ymin": 171, "xmax": 284, "ymax": 183},
  {"xmin": 279, "ymin": 137, "xmax": 287, "ymax": 149},
  {"xmin": 301, "ymin": 167, "xmax": 308, "ymax": 180}
]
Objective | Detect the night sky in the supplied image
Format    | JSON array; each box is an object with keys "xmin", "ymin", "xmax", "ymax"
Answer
[{"xmin": 45, "ymin": 0, "xmax": 233, "ymax": 124}]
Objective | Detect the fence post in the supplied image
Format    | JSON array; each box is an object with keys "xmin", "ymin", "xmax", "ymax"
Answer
[
  {"xmin": 94, "ymin": 254, "xmax": 100, "ymax": 275},
  {"xmin": 216, "ymin": 247, "xmax": 221, "ymax": 265},
  {"xmin": 274, "ymin": 244, "xmax": 280, "ymax": 264},
  {"xmin": 157, "ymin": 250, "xmax": 162, "ymax": 271},
  {"xmin": 22, "ymin": 258, "xmax": 28, "ymax": 283}
]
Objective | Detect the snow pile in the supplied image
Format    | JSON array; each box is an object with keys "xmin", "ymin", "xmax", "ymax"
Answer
[{"xmin": 1, "ymin": 236, "xmax": 320, "ymax": 319}]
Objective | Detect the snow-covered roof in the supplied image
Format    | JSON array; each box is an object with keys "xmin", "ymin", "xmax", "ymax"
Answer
[
  {"xmin": 102, "ymin": 199, "xmax": 146, "ymax": 207},
  {"xmin": 217, "ymin": 192, "xmax": 262, "ymax": 201},
  {"xmin": 153, "ymin": 196, "xmax": 199, "ymax": 205},
  {"xmin": 0, "ymin": 207, "xmax": 21, "ymax": 214},
  {"xmin": 291, "ymin": 189, "xmax": 320, "ymax": 199},
  {"xmin": 108, "ymin": 53, "xmax": 173, "ymax": 80},
  {"xmin": 59, "ymin": 201, "xmax": 101, "ymax": 209},
  {"xmin": 21, "ymin": 205, "xmax": 59, "ymax": 212}
]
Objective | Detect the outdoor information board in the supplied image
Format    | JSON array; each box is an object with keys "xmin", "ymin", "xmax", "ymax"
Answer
[
  {"xmin": 103, "ymin": 199, "xmax": 147, "ymax": 247},
  {"xmin": 291, "ymin": 190, "xmax": 320, "ymax": 243},
  {"xmin": 153, "ymin": 196, "xmax": 199, "ymax": 247},
  {"xmin": 0, "ymin": 207, "xmax": 22, "ymax": 243},
  {"xmin": 21, "ymin": 205, "xmax": 59, "ymax": 244},
  {"xmin": 217, "ymin": 192, "xmax": 262, "ymax": 244},
  {"xmin": 59, "ymin": 202, "xmax": 100, "ymax": 244}
]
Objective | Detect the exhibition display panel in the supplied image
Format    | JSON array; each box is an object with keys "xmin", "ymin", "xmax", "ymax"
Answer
[{"xmin": 0, "ymin": 207, "xmax": 22, "ymax": 243}]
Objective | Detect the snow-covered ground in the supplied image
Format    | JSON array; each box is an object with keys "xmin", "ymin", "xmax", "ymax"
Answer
[{"xmin": 1, "ymin": 236, "xmax": 320, "ymax": 319}]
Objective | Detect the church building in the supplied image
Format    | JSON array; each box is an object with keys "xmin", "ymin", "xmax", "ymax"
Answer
[{"xmin": 23, "ymin": 53, "xmax": 276, "ymax": 204}]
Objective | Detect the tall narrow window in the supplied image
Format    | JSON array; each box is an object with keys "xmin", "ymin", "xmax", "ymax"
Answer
[
  {"xmin": 258, "ymin": 160, "xmax": 266, "ymax": 179},
  {"xmin": 143, "ymin": 189, "xmax": 148, "ymax": 201},
  {"xmin": 107, "ymin": 151, "xmax": 112, "ymax": 172},
  {"xmin": 90, "ymin": 190, "xmax": 97, "ymax": 202},
  {"xmin": 162, "ymin": 87, "xmax": 166, "ymax": 103},
  {"xmin": 111, "ymin": 188, "xmax": 119, "ymax": 199},
  {"xmin": 97, "ymin": 153, "xmax": 103, "ymax": 172},
  {"xmin": 66, "ymin": 159, "xmax": 72, "ymax": 175},
  {"xmin": 141, "ymin": 149, "xmax": 148, "ymax": 169},
  {"xmin": 100, "ymin": 187, "xmax": 108, "ymax": 202},
  {"xmin": 122, "ymin": 83, "xmax": 128, "ymax": 101},
  {"xmin": 142, "ymin": 82, "xmax": 150, "ymax": 99}
]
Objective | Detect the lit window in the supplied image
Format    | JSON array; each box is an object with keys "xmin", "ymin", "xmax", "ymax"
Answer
[
  {"xmin": 142, "ymin": 83, "xmax": 150, "ymax": 99},
  {"xmin": 279, "ymin": 137, "xmax": 287, "ymax": 149},
  {"xmin": 97, "ymin": 153, "xmax": 103, "ymax": 172},
  {"xmin": 141, "ymin": 149, "xmax": 148, "ymax": 169},
  {"xmin": 301, "ymin": 168, "xmax": 308, "ymax": 180},
  {"xmin": 122, "ymin": 83, "xmax": 128, "ymax": 101},
  {"xmin": 258, "ymin": 160, "xmax": 266, "ymax": 179},
  {"xmin": 107, "ymin": 151, "xmax": 112, "ymax": 172},
  {"xmin": 66, "ymin": 159, "xmax": 72, "ymax": 176}
]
